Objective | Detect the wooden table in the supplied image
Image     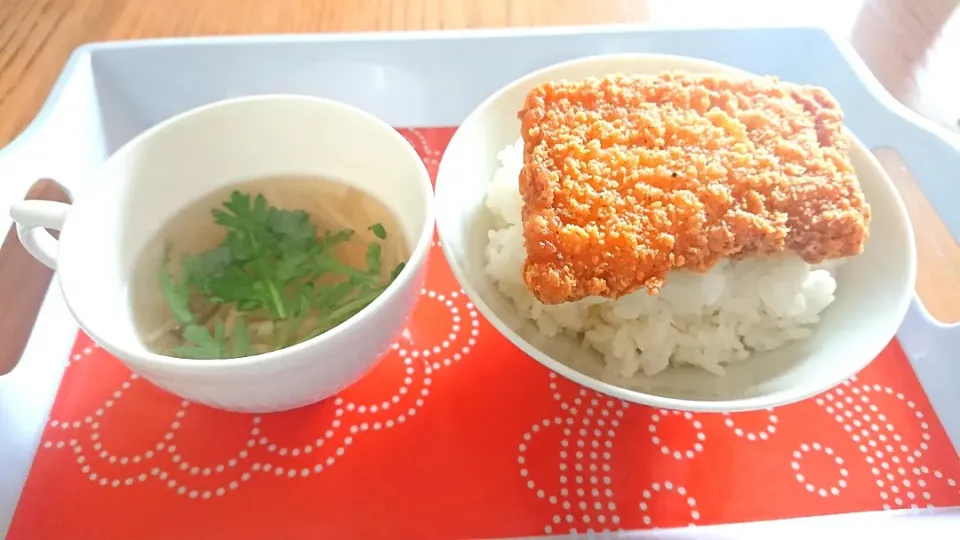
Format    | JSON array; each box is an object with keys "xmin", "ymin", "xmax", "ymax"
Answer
[{"xmin": 0, "ymin": 0, "xmax": 959, "ymax": 369}]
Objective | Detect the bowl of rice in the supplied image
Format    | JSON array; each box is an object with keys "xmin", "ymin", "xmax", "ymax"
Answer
[{"xmin": 434, "ymin": 54, "xmax": 916, "ymax": 412}]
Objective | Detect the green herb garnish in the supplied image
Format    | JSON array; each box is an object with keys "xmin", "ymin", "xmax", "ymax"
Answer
[
  {"xmin": 158, "ymin": 191, "xmax": 404, "ymax": 360},
  {"xmin": 171, "ymin": 320, "xmax": 226, "ymax": 360},
  {"xmin": 368, "ymin": 222, "xmax": 387, "ymax": 239},
  {"xmin": 159, "ymin": 249, "xmax": 195, "ymax": 326},
  {"xmin": 231, "ymin": 318, "xmax": 255, "ymax": 358}
]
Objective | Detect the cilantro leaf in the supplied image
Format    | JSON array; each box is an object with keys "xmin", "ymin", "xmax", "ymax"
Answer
[
  {"xmin": 171, "ymin": 323, "xmax": 227, "ymax": 359},
  {"xmin": 157, "ymin": 190, "xmax": 406, "ymax": 360},
  {"xmin": 321, "ymin": 229, "xmax": 355, "ymax": 251},
  {"xmin": 313, "ymin": 281, "xmax": 356, "ymax": 309},
  {"xmin": 269, "ymin": 207, "xmax": 318, "ymax": 252},
  {"xmin": 365, "ymin": 243, "xmax": 382, "ymax": 276},
  {"xmin": 231, "ymin": 318, "xmax": 254, "ymax": 358},
  {"xmin": 160, "ymin": 257, "xmax": 195, "ymax": 326},
  {"xmin": 368, "ymin": 223, "xmax": 387, "ymax": 239}
]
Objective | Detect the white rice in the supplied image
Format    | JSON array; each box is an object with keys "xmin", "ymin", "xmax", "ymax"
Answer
[{"xmin": 484, "ymin": 140, "xmax": 838, "ymax": 378}]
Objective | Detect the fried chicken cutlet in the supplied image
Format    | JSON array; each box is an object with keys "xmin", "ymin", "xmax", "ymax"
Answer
[{"xmin": 517, "ymin": 72, "xmax": 871, "ymax": 305}]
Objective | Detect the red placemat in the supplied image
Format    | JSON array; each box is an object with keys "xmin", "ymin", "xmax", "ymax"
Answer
[{"xmin": 9, "ymin": 128, "xmax": 960, "ymax": 540}]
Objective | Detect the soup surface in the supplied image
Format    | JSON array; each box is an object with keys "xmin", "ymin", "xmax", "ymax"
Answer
[{"xmin": 130, "ymin": 175, "xmax": 409, "ymax": 360}]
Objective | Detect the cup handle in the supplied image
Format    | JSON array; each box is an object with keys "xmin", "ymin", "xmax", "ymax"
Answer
[{"xmin": 9, "ymin": 200, "xmax": 71, "ymax": 269}]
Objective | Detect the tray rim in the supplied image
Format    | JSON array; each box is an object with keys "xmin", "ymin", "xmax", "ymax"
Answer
[
  {"xmin": 2, "ymin": 24, "xmax": 838, "ymax": 160},
  {"xmin": 5, "ymin": 23, "xmax": 958, "ymax": 206}
]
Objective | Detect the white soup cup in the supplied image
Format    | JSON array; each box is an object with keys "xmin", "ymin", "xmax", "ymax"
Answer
[{"xmin": 9, "ymin": 95, "xmax": 434, "ymax": 413}]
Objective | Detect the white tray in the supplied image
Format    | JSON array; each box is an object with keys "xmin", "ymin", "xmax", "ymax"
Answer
[{"xmin": 1, "ymin": 25, "xmax": 959, "ymax": 536}]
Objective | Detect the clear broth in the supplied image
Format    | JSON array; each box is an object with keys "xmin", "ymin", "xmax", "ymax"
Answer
[{"xmin": 130, "ymin": 175, "xmax": 409, "ymax": 359}]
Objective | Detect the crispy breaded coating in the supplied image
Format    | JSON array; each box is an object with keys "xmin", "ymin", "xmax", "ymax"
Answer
[{"xmin": 518, "ymin": 72, "xmax": 870, "ymax": 305}]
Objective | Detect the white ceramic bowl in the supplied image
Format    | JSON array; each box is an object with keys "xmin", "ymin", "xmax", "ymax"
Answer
[
  {"xmin": 434, "ymin": 54, "xmax": 916, "ymax": 412},
  {"xmin": 9, "ymin": 95, "xmax": 434, "ymax": 413}
]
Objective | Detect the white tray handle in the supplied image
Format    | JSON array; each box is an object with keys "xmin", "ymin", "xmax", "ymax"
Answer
[{"xmin": 876, "ymin": 108, "xmax": 960, "ymax": 331}]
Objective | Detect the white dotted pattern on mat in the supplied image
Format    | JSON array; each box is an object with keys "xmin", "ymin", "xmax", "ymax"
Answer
[
  {"xmin": 639, "ymin": 482, "xmax": 699, "ymax": 526},
  {"xmin": 791, "ymin": 442, "xmax": 848, "ymax": 497},
  {"xmin": 650, "ymin": 410, "xmax": 706, "ymax": 460},
  {"xmin": 527, "ymin": 372, "xmax": 957, "ymax": 533},
  {"xmin": 527, "ymin": 374, "xmax": 629, "ymax": 536},
  {"xmin": 402, "ymin": 129, "xmax": 442, "ymax": 170},
  {"xmin": 722, "ymin": 410, "xmax": 778, "ymax": 442},
  {"xmin": 814, "ymin": 377, "xmax": 959, "ymax": 509},
  {"xmin": 40, "ymin": 281, "xmax": 476, "ymax": 499}
]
